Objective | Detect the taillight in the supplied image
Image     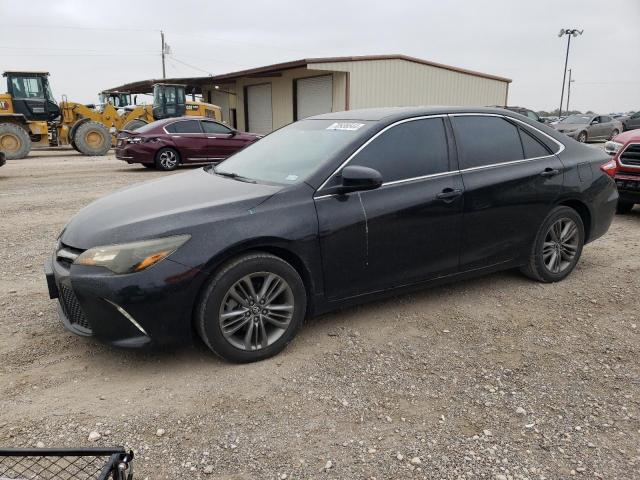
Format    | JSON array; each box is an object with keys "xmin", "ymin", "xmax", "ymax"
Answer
[{"xmin": 600, "ymin": 159, "xmax": 617, "ymax": 178}]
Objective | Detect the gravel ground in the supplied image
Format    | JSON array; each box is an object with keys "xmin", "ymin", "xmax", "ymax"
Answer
[{"xmin": 0, "ymin": 148, "xmax": 639, "ymax": 480}]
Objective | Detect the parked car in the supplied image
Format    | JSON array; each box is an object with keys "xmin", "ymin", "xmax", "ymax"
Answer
[
  {"xmin": 115, "ymin": 117, "xmax": 261, "ymax": 171},
  {"xmin": 553, "ymin": 114, "xmax": 623, "ymax": 142},
  {"xmin": 621, "ymin": 111, "xmax": 640, "ymax": 132},
  {"xmin": 604, "ymin": 129, "xmax": 640, "ymax": 213},
  {"xmin": 489, "ymin": 105, "xmax": 545, "ymax": 123},
  {"xmin": 45, "ymin": 107, "xmax": 618, "ymax": 363}
]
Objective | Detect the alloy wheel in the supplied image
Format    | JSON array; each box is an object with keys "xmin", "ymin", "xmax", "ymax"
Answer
[
  {"xmin": 542, "ymin": 218, "xmax": 579, "ymax": 274},
  {"xmin": 159, "ymin": 150, "xmax": 177, "ymax": 169},
  {"xmin": 577, "ymin": 132, "xmax": 587, "ymax": 143},
  {"xmin": 218, "ymin": 272, "xmax": 294, "ymax": 351}
]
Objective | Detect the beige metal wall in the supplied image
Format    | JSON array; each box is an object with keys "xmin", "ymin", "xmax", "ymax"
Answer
[
  {"xmin": 234, "ymin": 67, "xmax": 346, "ymax": 131},
  {"xmin": 313, "ymin": 59, "xmax": 508, "ymax": 109}
]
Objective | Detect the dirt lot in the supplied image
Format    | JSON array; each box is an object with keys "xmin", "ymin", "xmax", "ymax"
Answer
[{"xmin": 1, "ymin": 148, "xmax": 639, "ymax": 479}]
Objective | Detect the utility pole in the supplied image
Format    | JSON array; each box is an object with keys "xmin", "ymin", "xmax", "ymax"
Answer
[
  {"xmin": 557, "ymin": 28, "xmax": 583, "ymax": 118},
  {"xmin": 566, "ymin": 68, "xmax": 575, "ymax": 113},
  {"xmin": 161, "ymin": 30, "xmax": 166, "ymax": 79}
]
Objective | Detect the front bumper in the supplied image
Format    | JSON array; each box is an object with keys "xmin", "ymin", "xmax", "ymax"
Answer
[
  {"xmin": 615, "ymin": 172, "xmax": 640, "ymax": 204},
  {"xmin": 45, "ymin": 246, "xmax": 206, "ymax": 348}
]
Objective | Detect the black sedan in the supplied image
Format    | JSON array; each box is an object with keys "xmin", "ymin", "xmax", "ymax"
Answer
[{"xmin": 45, "ymin": 107, "xmax": 618, "ymax": 363}]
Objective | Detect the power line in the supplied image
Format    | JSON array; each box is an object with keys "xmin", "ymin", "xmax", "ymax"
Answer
[
  {"xmin": 167, "ymin": 55, "xmax": 214, "ymax": 76},
  {"xmin": 0, "ymin": 24, "xmax": 158, "ymax": 33},
  {"xmin": 0, "ymin": 45, "xmax": 157, "ymax": 54}
]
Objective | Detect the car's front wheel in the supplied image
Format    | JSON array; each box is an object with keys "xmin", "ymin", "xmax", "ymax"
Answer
[
  {"xmin": 196, "ymin": 252, "xmax": 307, "ymax": 363},
  {"xmin": 577, "ymin": 131, "xmax": 587, "ymax": 143},
  {"xmin": 520, "ymin": 206, "xmax": 585, "ymax": 283},
  {"xmin": 609, "ymin": 129, "xmax": 619, "ymax": 140}
]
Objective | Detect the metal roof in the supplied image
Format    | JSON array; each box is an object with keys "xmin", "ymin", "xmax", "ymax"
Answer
[{"xmin": 104, "ymin": 54, "xmax": 512, "ymax": 94}]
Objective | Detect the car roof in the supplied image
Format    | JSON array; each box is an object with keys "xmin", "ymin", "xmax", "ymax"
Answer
[
  {"xmin": 309, "ymin": 106, "xmax": 525, "ymax": 122},
  {"xmin": 151, "ymin": 116, "xmax": 219, "ymax": 126}
]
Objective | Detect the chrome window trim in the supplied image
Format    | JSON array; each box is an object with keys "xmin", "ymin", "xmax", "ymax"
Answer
[
  {"xmin": 314, "ymin": 112, "xmax": 567, "ymax": 199},
  {"xmin": 618, "ymin": 142, "xmax": 640, "ymax": 170}
]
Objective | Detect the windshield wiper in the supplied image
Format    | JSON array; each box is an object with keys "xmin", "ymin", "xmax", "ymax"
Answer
[{"xmin": 213, "ymin": 167, "xmax": 256, "ymax": 183}]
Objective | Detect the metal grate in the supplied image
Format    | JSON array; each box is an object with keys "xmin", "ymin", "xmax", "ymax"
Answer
[
  {"xmin": 620, "ymin": 143, "xmax": 640, "ymax": 167},
  {"xmin": 58, "ymin": 284, "xmax": 92, "ymax": 332},
  {"xmin": 0, "ymin": 448, "xmax": 133, "ymax": 480}
]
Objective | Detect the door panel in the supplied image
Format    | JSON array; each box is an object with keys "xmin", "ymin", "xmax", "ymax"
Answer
[
  {"xmin": 459, "ymin": 156, "xmax": 564, "ymax": 269},
  {"xmin": 315, "ymin": 174, "xmax": 464, "ymax": 300},
  {"xmin": 171, "ymin": 134, "xmax": 208, "ymax": 161}
]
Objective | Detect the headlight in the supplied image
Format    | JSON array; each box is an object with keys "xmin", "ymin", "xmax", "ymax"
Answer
[
  {"xmin": 604, "ymin": 140, "xmax": 623, "ymax": 155},
  {"xmin": 74, "ymin": 234, "xmax": 190, "ymax": 274}
]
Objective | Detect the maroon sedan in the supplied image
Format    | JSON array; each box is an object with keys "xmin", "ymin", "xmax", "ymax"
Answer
[{"xmin": 115, "ymin": 117, "xmax": 261, "ymax": 171}]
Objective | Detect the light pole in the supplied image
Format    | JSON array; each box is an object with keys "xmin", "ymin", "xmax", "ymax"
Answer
[
  {"xmin": 558, "ymin": 28, "xmax": 583, "ymax": 118},
  {"xmin": 566, "ymin": 68, "xmax": 575, "ymax": 113}
]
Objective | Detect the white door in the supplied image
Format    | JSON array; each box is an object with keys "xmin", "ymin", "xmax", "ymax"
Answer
[
  {"xmin": 246, "ymin": 84, "xmax": 272, "ymax": 134},
  {"xmin": 296, "ymin": 75, "xmax": 333, "ymax": 120}
]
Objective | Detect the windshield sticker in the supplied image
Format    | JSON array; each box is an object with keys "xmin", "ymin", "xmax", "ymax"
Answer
[
  {"xmin": 326, "ymin": 122, "xmax": 365, "ymax": 131},
  {"xmin": 285, "ymin": 174, "xmax": 299, "ymax": 181}
]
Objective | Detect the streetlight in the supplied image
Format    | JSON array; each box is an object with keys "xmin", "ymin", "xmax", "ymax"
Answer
[
  {"xmin": 558, "ymin": 28, "xmax": 583, "ymax": 118},
  {"xmin": 566, "ymin": 68, "xmax": 576, "ymax": 113}
]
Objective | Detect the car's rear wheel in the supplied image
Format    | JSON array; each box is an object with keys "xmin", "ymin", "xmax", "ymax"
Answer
[
  {"xmin": 196, "ymin": 252, "xmax": 306, "ymax": 363},
  {"xmin": 609, "ymin": 129, "xmax": 619, "ymax": 140},
  {"xmin": 520, "ymin": 206, "xmax": 584, "ymax": 283},
  {"xmin": 154, "ymin": 147, "xmax": 180, "ymax": 171},
  {"xmin": 616, "ymin": 201, "xmax": 634, "ymax": 214},
  {"xmin": 577, "ymin": 131, "xmax": 587, "ymax": 143}
]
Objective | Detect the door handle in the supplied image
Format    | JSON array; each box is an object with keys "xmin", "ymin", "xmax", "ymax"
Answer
[
  {"xmin": 540, "ymin": 168, "xmax": 560, "ymax": 177},
  {"xmin": 436, "ymin": 188, "xmax": 463, "ymax": 202}
]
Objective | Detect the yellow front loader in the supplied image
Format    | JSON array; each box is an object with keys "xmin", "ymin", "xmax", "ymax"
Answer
[
  {"xmin": 0, "ymin": 73, "xmax": 222, "ymax": 159},
  {"xmin": 0, "ymin": 71, "xmax": 114, "ymax": 159}
]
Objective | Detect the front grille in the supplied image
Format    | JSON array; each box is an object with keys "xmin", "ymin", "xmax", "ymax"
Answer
[
  {"xmin": 59, "ymin": 283, "xmax": 92, "ymax": 333},
  {"xmin": 620, "ymin": 143, "xmax": 640, "ymax": 167}
]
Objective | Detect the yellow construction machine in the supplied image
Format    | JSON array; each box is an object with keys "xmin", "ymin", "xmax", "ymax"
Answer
[{"xmin": 0, "ymin": 72, "xmax": 221, "ymax": 159}]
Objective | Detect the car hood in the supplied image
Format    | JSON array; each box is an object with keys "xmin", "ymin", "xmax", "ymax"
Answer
[
  {"xmin": 61, "ymin": 168, "xmax": 282, "ymax": 249},
  {"xmin": 613, "ymin": 129, "xmax": 640, "ymax": 144}
]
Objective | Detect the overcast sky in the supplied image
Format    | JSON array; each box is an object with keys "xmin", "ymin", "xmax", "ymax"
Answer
[{"xmin": 1, "ymin": 0, "xmax": 638, "ymax": 113}]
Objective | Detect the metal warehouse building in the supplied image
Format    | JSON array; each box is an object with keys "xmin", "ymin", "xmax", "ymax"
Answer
[{"xmin": 110, "ymin": 54, "xmax": 511, "ymax": 134}]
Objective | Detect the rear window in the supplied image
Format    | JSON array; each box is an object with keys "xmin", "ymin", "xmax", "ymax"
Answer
[
  {"xmin": 165, "ymin": 120, "xmax": 202, "ymax": 134},
  {"xmin": 452, "ymin": 116, "xmax": 524, "ymax": 169}
]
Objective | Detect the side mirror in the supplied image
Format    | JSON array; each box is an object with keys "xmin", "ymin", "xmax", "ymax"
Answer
[
  {"xmin": 332, "ymin": 165, "xmax": 383, "ymax": 195},
  {"xmin": 591, "ymin": 119, "xmax": 600, "ymax": 125}
]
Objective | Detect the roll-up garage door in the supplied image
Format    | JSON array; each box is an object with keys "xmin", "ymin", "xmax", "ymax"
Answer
[
  {"xmin": 296, "ymin": 75, "xmax": 333, "ymax": 120},
  {"xmin": 246, "ymin": 84, "xmax": 272, "ymax": 134}
]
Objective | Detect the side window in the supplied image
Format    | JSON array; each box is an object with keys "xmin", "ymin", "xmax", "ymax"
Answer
[
  {"xmin": 202, "ymin": 121, "xmax": 232, "ymax": 135},
  {"xmin": 165, "ymin": 120, "xmax": 202, "ymax": 134},
  {"xmin": 350, "ymin": 118, "xmax": 449, "ymax": 183},
  {"xmin": 452, "ymin": 116, "xmax": 524, "ymax": 169},
  {"xmin": 11, "ymin": 77, "xmax": 44, "ymax": 99},
  {"xmin": 519, "ymin": 128, "xmax": 550, "ymax": 159},
  {"xmin": 601, "ymin": 116, "xmax": 612, "ymax": 123}
]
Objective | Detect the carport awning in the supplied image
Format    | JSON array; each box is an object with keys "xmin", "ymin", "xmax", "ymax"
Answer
[{"xmin": 103, "ymin": 76, "xmax": 221, "ymax": 95}]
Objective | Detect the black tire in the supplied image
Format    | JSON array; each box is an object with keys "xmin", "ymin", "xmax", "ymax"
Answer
[
  {"xmin": 609, "ymin": 129, "xmax": 620, "ymax": 140},
  {"xmin": 520, "ymin": 206, "xmax": 585, "ymax": 283},
  {"xmin": 196, "ymin": 252, "xmax": 307, "ymax": 363},
  {"xmin": 123, "ymin": 119, "xmax": 147, "ymax": 131},
  {"xmin": 73, "ymin": 121, "xmax": 111, "ymax": 156},
  {"xmin": 70, "ymin": 140, "xmax": 80, "ymax": 152},
  {"xmin": 577, "ymin": 131, "xmax": 587, "ymax": 143},
  {"xmin": 154, "ymin": 147, "xmax": 180, "ymax": 171},
  {"xmin": 0, "ymin": 123, "xmax": 31, "ymax": 159},
  {"xmin": 616, "ymin": 201, "xmax": 634, "ymax": 214}
]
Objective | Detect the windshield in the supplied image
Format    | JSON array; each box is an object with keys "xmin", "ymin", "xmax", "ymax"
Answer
[
  {"xmin": 213, "ymin": 119, "xmax": 373, "ymax": 185},
  {"xmin": 561, "ymin": 114, "xmax": 591, "ymax": 124},
  {"xmin": 11, "ymin": 76, "xmax": 44, "ymax": 99}
]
